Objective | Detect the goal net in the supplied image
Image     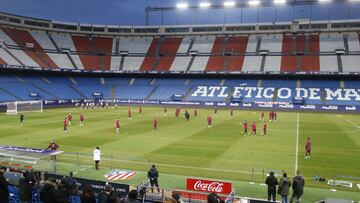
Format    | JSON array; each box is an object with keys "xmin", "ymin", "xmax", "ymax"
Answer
[{"xmin": 6, "ymin": 100, "xmax": 43, "ymax": 114}]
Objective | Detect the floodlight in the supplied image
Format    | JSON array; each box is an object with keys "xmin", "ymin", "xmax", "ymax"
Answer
[
  {"xmin": 199, "ymin": 2, "xmax": 211, "ymax": 8},
  {"xmin": 176, "ymin": 2, "xmax": 189, "ymax": 9},
  {"xmin": 274, "ymin": 0, "xmax": 286, "ymax": 4},
  {"xmin": 248, "ymin": 0, "xmax": 260, "ymax": 6},
  {"xmin": 224, "ymin": 1, "xmax": 236, "ymax": 7}
]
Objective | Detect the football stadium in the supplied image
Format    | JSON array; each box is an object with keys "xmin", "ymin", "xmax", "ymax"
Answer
[{"xmin": 0, "ymin": 0, "xmax": 359, "ymax": 202}]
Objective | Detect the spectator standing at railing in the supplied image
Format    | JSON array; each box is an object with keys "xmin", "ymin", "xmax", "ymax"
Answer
[
  {"xmin": 290, "ymin": 170, "xmax": 305, "ymax": 203},
  {"xmin": 0, "ymin": 166, "xmax": 9, "ymax": 203},
  {"xmin": 278, "ymin": 172, "xmax": 291, "ymax": 203},
  {"xmin": 265, "ymin": 171, "xmax": 278, "ymax": 202},
  {"xmin": 147, "ymin": 165, "xmax": 160, "ymax": 193}
]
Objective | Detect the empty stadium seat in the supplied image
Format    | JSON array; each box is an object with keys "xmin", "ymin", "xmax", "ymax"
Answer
[
  {"xmin": 320, "ymin": 34, "xmax": 344, "ymax": 52},
  {"xmin": 347, "ymin": 33, "xmax": 360, "ymax": 52},
  {"xmin": 118, "ymin": 37, "xmax": 153, "ymax": 53},
  {"xmin": 191, "ymin": 36, "xmax": 216, "ymax": 53},
  {"xmin": 320, "ymin": 56, "xmax": 338, "ymax": 72},
  {"xmin": 0, "ymin": 48, "xmax": 21, "ymax": 66},
  {"xmin": 264, "ymin": 56, "xmax": 281, "ymax": 72},
  {"xmin": 122, "ymin": 57, "xmax": 145, "ymax": 71},
  {"xmin": 242, "ymin": 56, "xmax": 262, "ymax": 72},
  {"xmin": 170, "ymin": 56, "xmax": 191, "ymax": 71},
  {"xmin": 260, "ymin": 34, "xmax": 283, "ymax": 52},
  {"xmin": 341, "ymin": 55, "xmax": 360, "ymax": 73},
  {"xmin": 2, "ymin": 28, "xmax": 58, "ymax": 68},
  {"xmin": 189, "ymin": 56, "xmax": 209, "ymax": 71}
]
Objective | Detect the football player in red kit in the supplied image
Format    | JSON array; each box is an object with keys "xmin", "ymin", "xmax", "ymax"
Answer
[
  {"xmin": 63, "ymin": 117, "xmax": 68, "ymax": 133},
  {"xmin": 243, "ymin": 120, "xmax": 248, "ymax": 135},
  {"xmin": 194, "ymin": 109, "xmax": 198, "ymax": 118},
  {"xmin": 207, "ymin": 116, "xmax": 212, "ymax": 127},
  {"xmin": 263, "ymin": 121, "xmax": 267, "ymax": 136},
  {"xmin": 153, "ymin": 117, "xmax": 158, "ymax": 130},
  {"xmin": 80, "ymin": 114, "xmax": 85, "ymax": 126},
  {"xmin": 128, "ymin": 107, "xmax": 132, "ymax": 119},
  {"xmin": 251, "ymin": 121, "xmax": 256, "ymax": 135},
  {"xmin": 305, "ymin": 137, "xmax": 312, "ymax": 159},
  {"xmin": 260, "ymin": 112, "xmax": 264, "ymax": 121},
  {"xmin": 68, "ymin": 113, "xmax": 73, "ymax": 126},
  {"xmin": 115, "ymin": 119, "xmax": 120, "ymax": 134},
  {"xmin": 139, "ymin": 106, "xmax": 142, "ymax": 116},
  {"xmin": 175, "ymin": 107, "xmax": 180, "ymax": 118}
]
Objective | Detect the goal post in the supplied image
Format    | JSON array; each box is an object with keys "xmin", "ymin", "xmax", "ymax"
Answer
[{"xmin": 6, "ymin": 100, "xmax": 43, "ymax": 114}]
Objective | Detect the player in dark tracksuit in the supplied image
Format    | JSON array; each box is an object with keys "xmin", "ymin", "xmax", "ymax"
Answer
[
  {"xmin": 184, "ymin": 110, "xmax": 190, "ymax": 121},
  {"xmin": 147, "ymin": 165, "xmax": 160, "ymax": 193},
  {"xmin": 20, "ymin": 114, "xmax": 24, "ymax": 126}
]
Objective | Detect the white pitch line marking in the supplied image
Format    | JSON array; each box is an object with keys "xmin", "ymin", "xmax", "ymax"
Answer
[
  {"xmin": 73, "ymin": 165, "xmax": 92, "ymax": 175},
  {"xmin": 346, "ymin": 119, "xmax": 360, "ymax": 129},
  {"xmin": 295, "ymin": 113, "xmax": 300, "ymax": 175}
]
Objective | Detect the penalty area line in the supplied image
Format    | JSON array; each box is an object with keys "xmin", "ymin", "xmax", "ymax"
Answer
[{"xmin": 346, "ymin": 119, "xmax": 360, "ymax": 129}]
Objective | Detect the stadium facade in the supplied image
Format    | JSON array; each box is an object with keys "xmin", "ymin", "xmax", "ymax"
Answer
[{"xmin": 0, "ymin": 11, "xmax": 359, "ymax": 112}]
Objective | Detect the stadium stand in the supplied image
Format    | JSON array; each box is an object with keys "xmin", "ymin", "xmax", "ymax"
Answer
[
  {"xmin": 0, "ymin": 48, "xmax": 21, "ymax": 66},
  {"xmin": 50, "ymin": 33, "xmax": 84, "ymax": 69},
  {"xmin": 71, "ymin": 36, "xmax": 112, "ymax": 70},
  {"xmin": 0, "ymin": 23, "xmax": 358, "ymax": 74},
  {"xmin": 242, "ymin": 56, "xmax": 262, "ymax": 72},
  {"xmin": 122, "ymin": 56, "xmax": 146, "ymax": 71},
  {"xmin": 170, "ymin": 56, "xmax": 192, "ymax": 71},
  {"xmin": 341, "ymin": 55, "xmax": 360, "ymax": 73},
  {"xmin": 2, "ymin": 28, "xmax": 58, "ymax": 68},
  {"xmin": 189, "ymin": 56, "xmax": 209, "ymax": 71},
  {"xmin": 156, "ymin": 38, "xmax": 182, "ymax": 71},
  {"xmin": 118, "ymin": 36, "xmax": 153, "ymax": 54}
]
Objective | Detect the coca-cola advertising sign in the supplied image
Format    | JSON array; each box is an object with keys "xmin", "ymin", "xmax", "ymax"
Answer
[{"xmin": 186, "ymin": 178, "xmax": 232, "ymax": 195}]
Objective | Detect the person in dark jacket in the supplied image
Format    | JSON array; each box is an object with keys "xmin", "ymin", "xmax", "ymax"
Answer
[
  {"xmin": 40, "ymin": 179, "xmax": 66, "ymax": 203},
  {"xmin": 265, "ymin": 171, "xmax": 278, "ymax": 201},
  {"xmin": 19, "ymin": 171, "xmax": 34, "ymax": 203},
  {"xmin": 80, "ymin": 184, "xmax": 96, "ymax": 203},
  {"xmin": 99, "ymin": 184, "xmax": 120, "ymax": 203},
  {"xmin": 278, "ymin": 172, "xmax": 291, "ymax": 203},
  {"xmin": 123, "ymin": 189, "xmax": 138, "ymax": 203},
  {"xmin": 290, "ymin": 170, "xmax": 305, "ymax": 203},
  {"xmin": 0, "ymin": 166, "xmax": 9, "ymax": 202},
  {"xmin": 147, "ymin": 165, "xmax": 160, "ymax": 193}
]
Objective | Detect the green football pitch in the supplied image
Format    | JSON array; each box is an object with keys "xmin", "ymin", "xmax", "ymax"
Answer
[{"xmin": 0, "ymin": 106, "xmax": 359, "ymax": 202}]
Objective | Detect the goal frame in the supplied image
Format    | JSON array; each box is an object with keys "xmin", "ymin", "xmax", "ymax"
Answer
[{"xmin": 6, "ymin": 100, "xmax": 43, "ymax": 114}]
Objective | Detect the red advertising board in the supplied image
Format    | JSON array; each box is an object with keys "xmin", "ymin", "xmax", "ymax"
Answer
[{"xmin": 186, "ymin": 178, "xmax": 232, "ymax": 195}]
